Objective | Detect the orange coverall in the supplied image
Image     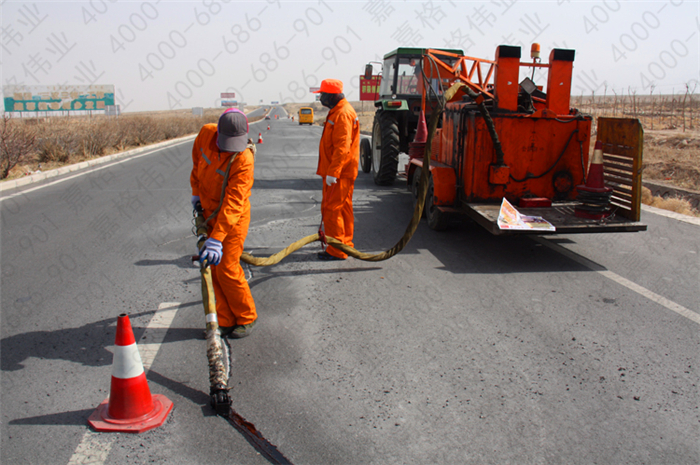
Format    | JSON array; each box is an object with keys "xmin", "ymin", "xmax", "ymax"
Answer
[
  {"xmin": 316, "ymin": 98, "xmax": 360, "ymax": 259},
  {"xmin": 190, "ymin": 123, "xmax": 256, "ymax": 328}
]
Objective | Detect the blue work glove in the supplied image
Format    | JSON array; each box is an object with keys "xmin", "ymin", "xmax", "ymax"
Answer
[
  {"xmin": 325, "ymin": 175, "xmax": 338, "ymax": 186},
  {"xmin": 199, "ymin": 238, "xmax": 223, "ymax": 266},
  {"xmin": 191, "ymin": 195, "xmax": 201, "ymax": 209}
]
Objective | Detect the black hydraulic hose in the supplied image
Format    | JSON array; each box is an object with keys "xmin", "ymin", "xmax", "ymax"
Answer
[
  {"xmin": 509, "ymin": 129, "xmax": 579, "ymax": 182},
  {"xmin": 463, "ymin": 87, "xmax": 505, "ymax": 166}
]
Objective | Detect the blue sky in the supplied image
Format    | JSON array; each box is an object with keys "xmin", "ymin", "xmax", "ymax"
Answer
[{"xmin": 2, "ymin": 0, "xmax": 698, "ymax": 113}]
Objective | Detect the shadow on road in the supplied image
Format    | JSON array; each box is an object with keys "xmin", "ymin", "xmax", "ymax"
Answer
[
  {"xmin": 7, "ymin": 369, "xmax": 213, "ymax": 426},
  {"xmin": 0, "ymin": 309, "xmax": 165, "ymax": 372},
  {"xmin": 134, "ymin": 254, "xmax": 195, "ymax": 269},
  {"xmin": 8, "ymin": 408, "xmax": 96, "ymax": 426}
]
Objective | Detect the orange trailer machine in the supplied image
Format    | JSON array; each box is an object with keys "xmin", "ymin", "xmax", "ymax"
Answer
[{"xmin": 363, "ymin": 46, "xmax": 646, "ymax": 235}]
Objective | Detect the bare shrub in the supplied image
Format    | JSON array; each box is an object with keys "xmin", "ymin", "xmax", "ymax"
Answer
[
  {"xmin": 1, "ymin": 115, "xmax": 36, "ymax": 179},
  {"xmin": 37, "ymin": 139, "xmax": 71, "ymax": 164},
  {"xmin": 125, "ymin": 116, "xmax": 163, "ymax": 146},
  {"xmin": 36, "ymin": 120, "xmax": 80, "ymax": 164},
  {"xmin": 78, "ymin": 120, "xmax": 111, "ymax": 157},
  {"xmin": 650, "ymin": 196, "xmax": 698, "ymax": 216}
]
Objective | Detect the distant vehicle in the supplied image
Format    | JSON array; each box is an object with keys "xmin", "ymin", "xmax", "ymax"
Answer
[
  {"xmin": 264, "ymin": 115, "xmax": 271, "ymax": 120},
  {"xmin": 298, "ymin": 107, "xmax": 314, "ymax": 125}
]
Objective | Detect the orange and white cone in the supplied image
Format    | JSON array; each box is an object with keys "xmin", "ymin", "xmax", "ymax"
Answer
[
  {"xmin": 257, "ymin": 132, "xmax": 263, "ymax": 144},
  {"xmin": 408, "ymin": 110, "xmax": 428, "ymax": 160},
  {"xmin": 267, "ymin": 125, "xmax": 270, "ymax": 131},
  {"xmin": 88, "ymin": 314, "xmax": 173, "ymax": 433},
  {"xmin": 575, "ymin": 140, "xmax": 613, "ymax": 219},
  {"xmin": 414, "ymin": 110, "xmax": 428, "ymax": 144},
  {"xmin": 578, "ymin": 141, "xmax": 611, "ymax": 193}
]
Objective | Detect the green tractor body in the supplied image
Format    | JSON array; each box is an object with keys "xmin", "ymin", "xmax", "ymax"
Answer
[{"xmin": 366, "ymin": 47, "xmax": 463, "ymax": 185}]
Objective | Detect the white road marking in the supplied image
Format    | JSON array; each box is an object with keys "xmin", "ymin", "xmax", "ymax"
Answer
[
  {"xmin": 0, "ymin": 138, "xmax": 195, "ymax": 200},
  {"xmin": 641, "ymin": 204, "xmax": 700, "ymax": 226},
  {"xmin": 598, "ymin": 270, "xmax": 700, "ymax": 325},
  {"xmin": 66, "ymin": 431, "xmax": 113, "ymax": 465},
  {"xmin": 535, "ymin": 237, "xmax": 700, "ymax": 325},
  {"xmin": 67, "ymin": 302, "xmax": 181, "ymax": 465}
]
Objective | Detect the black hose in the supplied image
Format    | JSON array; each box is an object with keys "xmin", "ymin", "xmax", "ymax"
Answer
[
  {"xmin": 463, "ymin": 87, "xmax": 505, "ymax": 166},
  {"xmin": 509, "ymin": 129, "xmax": 579, "ymax": 182}
]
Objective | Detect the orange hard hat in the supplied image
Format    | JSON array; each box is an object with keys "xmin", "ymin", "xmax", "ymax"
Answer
[{"xmin": 313, "ymin": 79, "xmax": 343, "ymax": 94}]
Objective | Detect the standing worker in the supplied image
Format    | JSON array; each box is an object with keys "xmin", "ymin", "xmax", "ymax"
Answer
[
  {"xmin": 190, "ymin": 108, "xmax": 257, "ymax": 338},
  {"xmin": 314, "ymin": 79, "xmax": 360, "ymax": 260}
]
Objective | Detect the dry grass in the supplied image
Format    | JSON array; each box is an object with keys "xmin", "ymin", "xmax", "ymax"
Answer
[
  {"xmin": 2, "ymin": 108, "xmax": 262, "ymax": 180},
  {"xmin": 641, "ymin": 186, "xmax": 698, "ymax": 216}
]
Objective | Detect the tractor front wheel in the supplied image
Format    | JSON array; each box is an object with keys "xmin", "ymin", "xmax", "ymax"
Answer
[
  {"xmin": 371, "ymin": 111, "xmax": 399, "ymax": 186},
  {"xmin": 360, "ymin": 138, "xmax": 371, "ymax": 173}
]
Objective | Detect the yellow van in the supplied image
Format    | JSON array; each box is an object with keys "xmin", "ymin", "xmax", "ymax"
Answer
[{"xmin": 298, "ymin": 107, "xmax": 314, "ymax": 125}]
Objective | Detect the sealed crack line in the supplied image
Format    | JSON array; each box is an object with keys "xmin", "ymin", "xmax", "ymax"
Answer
[{"xmin": 222, "ymin": 409, "xmax": 293, "ymax": 465}]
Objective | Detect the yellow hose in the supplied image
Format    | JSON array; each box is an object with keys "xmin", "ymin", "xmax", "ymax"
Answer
[
  {"xmin": 193, "ymin": 83, "xmax": 464, "ymax": 266},
  {"xmin": 240, "ymin": 83, "xmax": 465, "ymax": 266}
]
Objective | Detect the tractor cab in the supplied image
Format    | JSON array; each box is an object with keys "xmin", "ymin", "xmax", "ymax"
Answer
[{"xmin": 366, "ymin": 48, "xmax": 462, "ymax": 185}]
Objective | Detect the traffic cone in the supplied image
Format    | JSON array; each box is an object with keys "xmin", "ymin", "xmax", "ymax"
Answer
[
  {"xmin": 575, "ymin": 140, "xmax": 613, "ymax": 219},
  {"xmin": 88, "ymin": 314, "xmax": 173, "ymax": 433},
  {"xmin": 408, "ymin": 110, "xmax": 428, "ymax": 160},
  {"xmin": 257, "ymin": 132, "xmax": 263, "ymax": 144},
  {"xmin": 414, "ymin": 110, "xmax": 428, "ymax": 144},
  {"xmin": 267, "ymin": 125, "xmax": 270, "ymax": 131},
  {"xmin": 580, "ymin": 141, "xmax": 610, "ymax": 193}
]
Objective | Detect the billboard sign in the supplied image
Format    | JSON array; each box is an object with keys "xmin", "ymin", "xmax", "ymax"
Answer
[
  {"xmin": 360, "ymin": 76, "xmax": 382, "ymax": 101},
  {"xmin": 309, "ymin": 87, "xmax": 320, "ymax": 93},
  {"xmin": 3, "ymin": 85, "xmax": 115, "ymax": 112},
  {"xmin": 105, "ymin": 105, "xmax": 120, "ymax": 116},
  {"xmin": 221, "ymin": 100, "xmax": 237, "ymax": 107},
  {"xmin": 220, "ymin": 92, "xmax": 235, "ymax": 98}
]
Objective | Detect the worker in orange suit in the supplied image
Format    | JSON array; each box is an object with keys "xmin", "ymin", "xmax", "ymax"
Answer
[
  {"xmin": 190, "ymin": 108, "xmax": 257, "ymax": 338},
  {"xmin": 314, "ymin": 79, "xmax": 360, "ymax": 260}
]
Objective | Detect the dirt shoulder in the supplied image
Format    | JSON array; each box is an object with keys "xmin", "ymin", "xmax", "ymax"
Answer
[{"xmin": 641, "ymin": 128, "xmax": 700, "ymax": 192}]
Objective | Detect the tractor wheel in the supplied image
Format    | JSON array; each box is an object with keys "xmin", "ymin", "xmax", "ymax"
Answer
[
  {"xmin": 426, "ymin": 175, "xmax": 449, "ymax": 231},
  {"xmin": 371, "ymin": 111, "xmax": 399, "ymax": 186},
  {"xmin": 411, "ymin": 167, "xmax": 425, "ymax": 218},
  {"xmin": 360, "ymin": 138, "xmax": 371, "ymax": 173}
]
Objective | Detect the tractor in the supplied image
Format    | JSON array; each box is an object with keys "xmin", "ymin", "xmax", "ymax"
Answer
[{"xmin": 361, "ymin": 45, "xmax": 646, "ymax": 235}]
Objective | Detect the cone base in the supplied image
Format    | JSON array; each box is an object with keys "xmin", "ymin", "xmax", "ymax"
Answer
[
  {"xmin": 88, "ymin": 394, "xmax": 173, "ymax": 434},
  {"xmin": 576, "ymin": 184, "xmax": 612, "ymax": 194}
]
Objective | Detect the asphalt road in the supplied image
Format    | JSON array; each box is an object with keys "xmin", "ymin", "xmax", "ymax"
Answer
[{"xmin": 1, "ymin": 107, "xmax": 699, "ymax": 464}]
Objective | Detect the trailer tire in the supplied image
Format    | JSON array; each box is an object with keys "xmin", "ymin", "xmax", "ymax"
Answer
[
  {"xmin": 371, "ymin": 111, "xmax": 399, "ymax": 186},
  {"xmin": 426, "ymin": 176, "xmax": 449, "ymax": 231},
  {"xmin": 360, "ymin": 138, "xmax": 371, "ymax": 173}
]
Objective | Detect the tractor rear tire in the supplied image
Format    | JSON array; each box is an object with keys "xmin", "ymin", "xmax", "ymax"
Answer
[
  {"xmin": 371, "ymin": 111, "xmax": 399, "ymax": 186},
  {"xmin": 426, "ymin": 176, "xmax": 449, "ymax": 231},
  {"xmin": 360, "ymin": 138, "xmax": 371, "ymax": 173}
]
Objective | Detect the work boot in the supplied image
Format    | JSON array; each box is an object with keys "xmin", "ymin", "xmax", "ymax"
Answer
[
  {"xmin": 317, "ymin": 251, "xmax": 345, "ymax": 261},
  {"xmin": 230, "ymin": 320, "xmax": 256, "ymax": 339}
]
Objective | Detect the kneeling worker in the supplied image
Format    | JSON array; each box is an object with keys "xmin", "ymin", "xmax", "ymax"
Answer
[
  {"xmin": 314, "ymin": 79, "xmax": 360, "ymax": 260},
  {"xmin": 190, "ymin": 108, "xmax": 257, "ymax": 338}
]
